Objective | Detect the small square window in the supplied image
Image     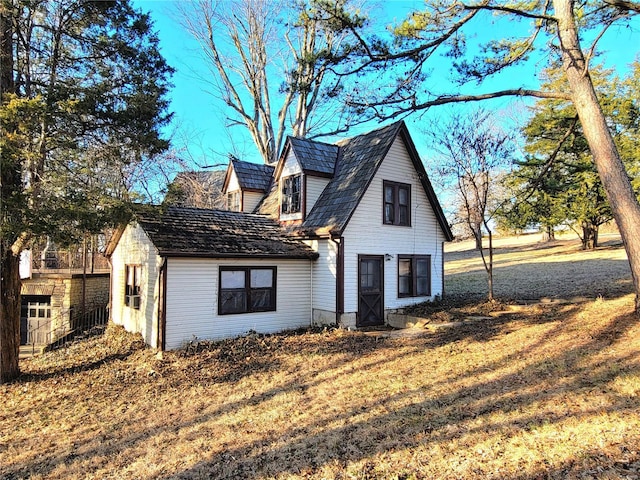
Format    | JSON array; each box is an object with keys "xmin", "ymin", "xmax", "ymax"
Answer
[{"xmin": 227, "ymin": 191, "xmax": 241, "ymax": 211}]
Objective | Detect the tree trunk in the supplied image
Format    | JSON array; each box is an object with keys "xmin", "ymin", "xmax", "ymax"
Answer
[
  {"xmin": 581, "ymin": 222, "xmax": 595, "ymax": 250},
  {"xmin": 0, "ymin": 247, "xmax": 21, "ymax": 383},
  {"xmin": 0, "ymin": 0, "xmax": 21, "ymax": 384},
  {"xmin": 554, "ymin": 0, "xmax": 640, "ymax": 312},
  {"xmin": 487, "ymin": 229, "xmax": 494, "ymax": 302},
  {"xmin": 541, "ymin": 225, "xmax": 555, "ymax": 242},
  {"xmin": 474, "ymin": 227, "xmax": 483, "ymax": 250}
]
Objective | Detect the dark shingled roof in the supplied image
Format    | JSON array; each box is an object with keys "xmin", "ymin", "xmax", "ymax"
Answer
[
  {"xmin": 136, "ymin": 206, "xmax": 318, "ymax": 259},
  {"xmin": 258, "ymin": 121, "xmax": 453, "ymax": 241},
  {"xmin": 287, "ymin": 137, "xmax": 338, "ymax": 176},
  {"xmin": 231, "ymin": 158, "xmax": 274, "ymax": 192},
  {"xmin": 301, "ymin": 122, "xmax": 403, "ymax": 235}
]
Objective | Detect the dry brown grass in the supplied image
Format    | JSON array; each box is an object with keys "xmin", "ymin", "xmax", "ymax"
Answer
[
  {"xmin": 444, "ymin": 232, "xmax": 632, "ymax": 303},
  {"xmin": 2, "ymin": 235, "xmax": 639, "ymax": 479}
]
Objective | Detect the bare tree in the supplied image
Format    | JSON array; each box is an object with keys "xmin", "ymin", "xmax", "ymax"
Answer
[
  {"xmin": 178, "ymin": 0, "xmax": 361, "ymax": 165},
  {"xmin": 330, "ymin": 0, "xmax": 640, "ymax": 313},
  {"xmin": 427, "ymin": 109, "xmax": 515, "ymax": 302},
  {"xmin": 164, "ymin": 170, "xmax": 227, "ymax": 209}
]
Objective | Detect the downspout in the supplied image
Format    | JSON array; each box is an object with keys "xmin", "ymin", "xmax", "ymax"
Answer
[
  {"xmin": 309, "ymin": 258, "xmax": 313, "ymax": 327},
  {"xmin": 441, "ymin": 240, "xmax": 445, "ymax": 299},
  {"xmin": 158, "ymin": 257, "xmax": 167, "ymax": 351},
  {"xmin": 332, "ymin": 235, "xmax": 344, "ymax": 326}
]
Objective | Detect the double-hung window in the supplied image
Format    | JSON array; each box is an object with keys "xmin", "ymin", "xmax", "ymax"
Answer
[
  {"xmin": 281, "ymin": 174, "xmax": 301, "ymax": 214},
  {"xmin": 125, "ymin": 264, "xmax": 141, "ymax": 309},
  {"xmin": 383, "ymin": 181, "xmax": 411, "ymax": 226},
  {"xmin": 219, "ymin": 267, "xmax": 277, "ymax": 315},
  {"xmin": 227, "ymin": 191, "xmax": 241, "ymax": 211},
  {"xmin": 398, "ymin": 255, "xmax": 430, "ymax": 297}
]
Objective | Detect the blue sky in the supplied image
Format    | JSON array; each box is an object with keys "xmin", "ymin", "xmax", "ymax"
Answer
[{"xmin": 133, "ymin": 1, "xmax": 640, "ymax": 171}]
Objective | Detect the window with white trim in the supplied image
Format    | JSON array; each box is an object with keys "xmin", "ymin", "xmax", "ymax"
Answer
[
  {"xmin": 219, "ymin": 266, "xmax": 277, "ymax": 315},
  {"xmin": 125, "ymin": 264, "xmax": 141, "ymax": 309},
  {"xmin": 281, "ymin": 174, "xmax": 301, "ymax": 214},
  {"xmin": 227, "ymin": 190, "xmax": 241, "ymax": 211}
]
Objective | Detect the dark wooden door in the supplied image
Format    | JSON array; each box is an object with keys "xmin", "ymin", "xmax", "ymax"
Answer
[{"xmin": 358, "ymin": 255, "xmax": 384, "ymax": 327}]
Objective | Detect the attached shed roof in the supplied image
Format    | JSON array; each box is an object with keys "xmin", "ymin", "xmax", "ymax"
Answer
[
  {"xmin": 135, "ymin": 206, "xmax": 318, "ymax": 259},
  {"xmin": 230, "ymin": 158, "xmax": 274, "ymax": 192}
]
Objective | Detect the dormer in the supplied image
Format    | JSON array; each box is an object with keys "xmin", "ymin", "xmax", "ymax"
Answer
[
  {"xmin": 275, "ymin": 137, "xmax": 338, "ymax": 222},
  {"xmin": 222, "ymin": 157, "xmax": 274, "ymax": 213}
]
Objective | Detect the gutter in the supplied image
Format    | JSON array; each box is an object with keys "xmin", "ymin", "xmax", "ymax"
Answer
[{"xmin": 331, "ymin": 235, "xmax": 344, "ymax": 325}]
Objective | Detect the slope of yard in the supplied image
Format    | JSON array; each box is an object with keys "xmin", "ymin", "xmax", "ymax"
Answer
[
  {"xmin": 1, "ymin": 235, "xmax": 639, "ymax": 479},
  {"xmin": 445, "ymin": 232, "xmax": 632, "ymax": 302}
]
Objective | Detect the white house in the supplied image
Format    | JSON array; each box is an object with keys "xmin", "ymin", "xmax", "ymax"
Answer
[{"xmin": 108, "ymin": 121, "xmax": 453, "ymax": 350}]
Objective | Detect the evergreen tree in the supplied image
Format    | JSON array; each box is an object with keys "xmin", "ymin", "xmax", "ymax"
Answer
[
  {"xmin": 501, "ymin": 64, "xmax": 640, "ymax": 248},
  {"xmin": 0, "ymin": 0, "xmax": 173, "ymax": 382}
]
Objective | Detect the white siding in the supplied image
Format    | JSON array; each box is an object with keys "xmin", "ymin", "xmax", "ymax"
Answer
[
  {"xmin": 305, "ymin": 238, "xmax": 337, "ymax": 312},
  {"xmin": 281, "ymin": 150, "xmax": 302, "ymax": 178},
  {"xmin": 306, "ymin": 176, "xmax": 330, "ymax": 216},
  {"xmin": 343, "ymin": 136, "xmax": 445, "ymax": 315},
  {"xmin": 110, "ymin": 223, "xmax": 162, "ymax": 348},
  {"xmin": 164, "ymin": 258, "xmax": 312, "ymax": 350},
  {"xmin": 244, "ymin": 191, "xmax": 264, "ymax": 213},
  {"xmin": 227, "ymin": 170, "xmax": 240, "ymax": 192}
]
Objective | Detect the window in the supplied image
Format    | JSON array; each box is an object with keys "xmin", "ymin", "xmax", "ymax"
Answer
[
  {"xmin": 125, "ymin": 265, "xmax": 141, "ymax": 309},
  {"xmin": 398, "ymin": 255, "xmax": 430, "ymax": 297},
  {"xmin": 227, "ymin": 191, "xmax": 241, "ymax": 211},
  {"xmin": 383, "ymin": 181, "xmax": 411, "ymax": 226},
  {"xmin": 281, "ymin": 174, "xmax": 301, "ymax": 214},
  {"xmin": 219, "ymin": 267, "xmax": 276, "ymax": 315}
]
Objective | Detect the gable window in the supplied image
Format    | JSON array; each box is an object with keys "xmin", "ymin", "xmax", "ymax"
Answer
[
  {"xmin": 398, "ymin": 255, "xmax": 430, "ymax": 297},
  {"xmin": 125, "ymin": 264, "xmax": 141, "ymax": 309},
  {"xmin": 219, "ymin": 266, "xmax": 276, "ymax": 315},
  {"xmin": 383, "ymin": 181, "xmax": 411, "ymax": 226},
  {"xmin": 281, "ymin": 174, "xmax": 301, "ymax": 214},
  {"xmin": 227, "ymin": 190, "xmax": 241, "ymax": 211}
]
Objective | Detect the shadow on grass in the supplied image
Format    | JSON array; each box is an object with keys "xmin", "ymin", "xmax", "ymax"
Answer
[
  {"xmin": 154, "ymin": 309, "xmax": 638, "ymax": 479},
  {"xmin": 5, "ymin": 302, "xmax": 638, "ymax": 479}
]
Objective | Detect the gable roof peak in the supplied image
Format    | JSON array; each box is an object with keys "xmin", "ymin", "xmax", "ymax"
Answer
[{"xmin": 226, "ymin": 157, "xmax": 275, "ymax": 193}]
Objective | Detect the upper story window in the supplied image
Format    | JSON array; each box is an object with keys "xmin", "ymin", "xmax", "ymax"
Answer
[
  {"xmin": 281, "ymin": 174, "xmax": 301, "ymax": 214},
  {"xmin": 227, "ymin": 190, "xmax": 241, "ymax": 211},
  {"xmin": 219, "ymin": 266, "xmax": 276, "ymax": 315},
  {"xmin": 125, "ymin": 264, "xmax": 141, "ymax": 309},
  {"xmin": 383, "ymin": 180, "xmax": 411, "ymax": 226}
]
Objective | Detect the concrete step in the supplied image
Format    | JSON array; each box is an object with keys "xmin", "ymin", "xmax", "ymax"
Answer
[{"xmin": 19, "ymin": 344, "xmax": 46, "ymax": 360}]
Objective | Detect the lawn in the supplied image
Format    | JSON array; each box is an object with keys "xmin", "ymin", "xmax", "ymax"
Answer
[{"xmin": 1, "ymin": 234, "xmax": 639, "ymax": 479}]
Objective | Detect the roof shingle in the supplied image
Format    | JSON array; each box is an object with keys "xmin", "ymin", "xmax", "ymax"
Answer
[
  {"xmin": 231, "ymin": 158, "xmax": 274, "ymax": 192},
  {"xmin": 136, "ymin": 206, "xmax": 318, "ymax": 259},
  {"xmin": 288, "ymin": 137, "xmax": 338, "ymax": 176},
  {"xmin": 301, "ymin": 122, "xmax": 403, "ymax": 235}
]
